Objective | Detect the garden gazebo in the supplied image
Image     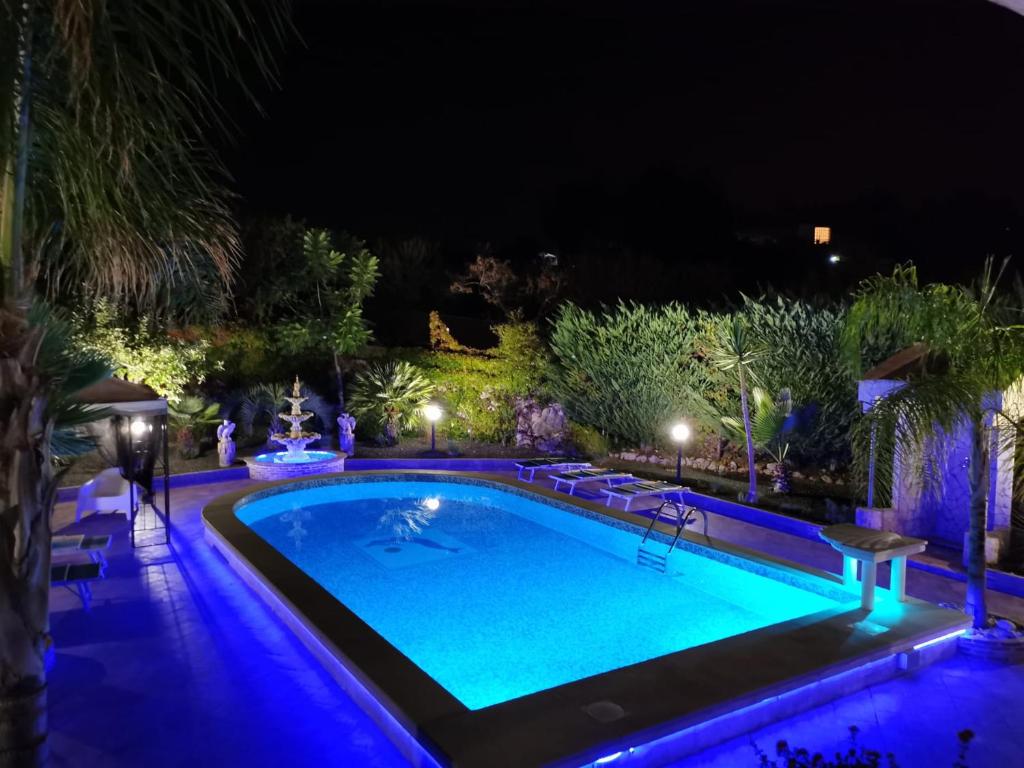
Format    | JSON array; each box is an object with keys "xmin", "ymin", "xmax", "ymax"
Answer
[{"xmin": 74, "ymin": 378, "xmax": 171, "ymax": 547}]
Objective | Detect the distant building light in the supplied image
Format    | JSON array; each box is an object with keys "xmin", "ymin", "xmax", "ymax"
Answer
[
  {"xmin": 828, "ymin": 254, "xmax": 842, "ymax": 264},
  {"xmin": 813, "ymin": 226, "xmax": 831, "ymax": 245}
]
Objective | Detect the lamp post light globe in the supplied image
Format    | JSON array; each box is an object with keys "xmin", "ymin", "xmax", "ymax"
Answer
[
  {"xmin": 423, "ymin": 403, "xmax": 443, "ymax": 453},
  {"xmin": 670, "ymin": 422, "xmax": 691, "ymax": 482}
]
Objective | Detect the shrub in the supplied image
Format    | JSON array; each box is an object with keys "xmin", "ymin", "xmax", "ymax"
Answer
[
  {"xmin": 739, "ymin": 296, "xmax": 907, "ymax": 467},
  {"xmin": 348, "ymin": 360, "xmax": 434, "ymax": 445},
  {"xmin": 233, "ymin": 381, "xmax": 335, "ymax": 447},
  {"xmin": 568, "ymin": 421, "xmax": 609, "ymax": 458},
  {"xmin": 388, "ymin": 320, "xmax": 549, "ymax": 444},
  {"xmin": 71, "ymin": 300, "xmax": 215, "ymax": 400},
  {"xmin": 168, "ymin": 396, "xmax": 221, "ymax": 459},
  {"xmin": 548, "ymin": 302, "xmax": 719, "ymax": 448},
  {"xmin": 752, "ymin": 725, "xmax": 974, "ymax": 767}
]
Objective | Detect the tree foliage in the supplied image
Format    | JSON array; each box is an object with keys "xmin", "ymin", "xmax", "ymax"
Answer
[
  {"xmin": 450, "ymin": 253, "xmax": 563, "ymax": 319},
  {"xmin": 548, "ymin": 302, "xmax": 718, "ymax": 447},
  {"xmin": 842, "ymin": 261, "xmax": 1024, "ymax": 626},
  {"xmin": 2, "ymin": 0, "xmax": 288, "ymax": 304},
  {"xmin": 70, "ymin": 300, "xmax": 214, "ymax": 399}
]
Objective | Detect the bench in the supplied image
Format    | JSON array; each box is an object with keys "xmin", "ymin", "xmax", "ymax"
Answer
[{"xmin": 819, "ymin": 523, "xmax": 927, "ymax": 610}]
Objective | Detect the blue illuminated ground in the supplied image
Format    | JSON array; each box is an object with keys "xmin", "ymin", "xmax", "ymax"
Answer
[
  {"xmin": 47, "ymin": 477, "xmax": 1024, "ymax": 767},
  {"xmin": 240, "ymin": 480, "xmax": 840, "ymax": 709}
]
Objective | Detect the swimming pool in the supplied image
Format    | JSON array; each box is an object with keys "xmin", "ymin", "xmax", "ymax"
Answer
[
  {"xmin": 237, "ymin": 479, "xmax": 840, "ymax": 710},
  {"xmin": 204, "ymin": 471, "xmax": 968, "ymax": 767}
]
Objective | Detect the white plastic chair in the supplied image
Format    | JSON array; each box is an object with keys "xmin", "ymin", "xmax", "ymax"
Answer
[{"xmin": 74, "ymin": 468, "xmax": 142, "ymax": 523}]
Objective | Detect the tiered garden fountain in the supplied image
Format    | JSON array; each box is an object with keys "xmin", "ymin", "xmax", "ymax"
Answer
[{"xmin": 245, "ymin": 377, "xmax": 346, "ymax": 481}]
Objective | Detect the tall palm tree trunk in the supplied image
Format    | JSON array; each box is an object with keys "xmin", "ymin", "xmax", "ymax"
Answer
[
  {"xmin": 0, "ymin": 317, "xmax": 54, "ymax": 767},
  {"xmin": 739, "ymin": 366, "xmax": 757, "ymax": 502},
  {"xmin": 5, "ymin": 6, "xmax": 33, "ymax": 304},
  {"xmin": 965, "ymin": 416, "xmax": 989, "ymax": 628},
  {"xmin": 332, "ymin": 351, "xmax": 345, "ymax": 411}
]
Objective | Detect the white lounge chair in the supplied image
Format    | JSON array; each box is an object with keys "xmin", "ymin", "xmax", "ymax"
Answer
[
  {"xmin": 515, "ymin": 457, "xmax": 591, "ymax": 482},
  {"xmin": 74, "ymin": 468, "xmax": 142, "ymax": 523},
  {"xmin": 550, "ymin": 468, "xmax": 635, "ymax": 495},
  {"xmin": 601, "ymin": 480, "xmax": 685, "ymax": 511}
]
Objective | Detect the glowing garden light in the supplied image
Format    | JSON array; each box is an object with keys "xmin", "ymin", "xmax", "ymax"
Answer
[
  {"xmin": 670, "ymin": 421, "xmax": 691, "ymax": 483},
  {"xmin": 130, "ymin": 418, "xmax": 149, "ymax": 437},
  {"xmin": 828, "ymin": 253, "xmax": 842, "ymax": 264},
  {"xmin": 423, "ymin": 403, "xmax": 443, "ymax": 453}
]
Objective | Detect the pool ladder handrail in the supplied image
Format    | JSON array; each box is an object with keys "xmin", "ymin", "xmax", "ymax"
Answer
[{"xmin": 640, "ymin": 499, "xmax": 708, "ymax": 554}]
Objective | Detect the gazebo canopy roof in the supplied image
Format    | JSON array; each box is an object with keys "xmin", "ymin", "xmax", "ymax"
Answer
[
  {"xmin": 862, "ymin": 343, "xmax": 929, "ymax": 381},
  {"xmin": 73, "ymin": 377, "xmax": 167, "ymax": 415}
]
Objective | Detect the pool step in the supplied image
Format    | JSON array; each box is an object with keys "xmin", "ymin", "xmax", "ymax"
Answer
[{"xmin": 636, "ymin": 545, "xmax": 670, "ymax": 573}]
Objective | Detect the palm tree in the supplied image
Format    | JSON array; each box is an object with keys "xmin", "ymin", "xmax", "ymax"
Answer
[
  {"xmin": 0, "ymin": 306, "xmax": 110, "ymax": 761},
  {"xmin": 722, "ymin": 387, "xmax": 795, "ymax": 494},
  {"xmin": 842, "ymin": 261, "xmax": 1024, "ymax": 629},
  {"xmin": 236, "ymin": 382, "xmax": 335, "ymax": 448},
  {"xmin": 712, "ymin": 316, "xmax": 765, "ymax": 502},
  {"xmin": 168, "ymin": 396, "xmax": 221, "ymax": 459},
  {"xmin": 0, "ymin": 2, "xmax": 285, "ymax": 761},
  {"xmin": 349, "ymin": 361, "xmax": 435, "ymax": 445}
]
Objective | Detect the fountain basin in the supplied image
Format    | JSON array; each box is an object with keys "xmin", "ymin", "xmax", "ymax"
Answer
[{"xmin": 244, "ymin": 450, "xmax": 346, "ymax": 481}]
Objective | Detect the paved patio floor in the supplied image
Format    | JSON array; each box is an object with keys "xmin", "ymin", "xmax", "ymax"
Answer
[{"xmin": 47, "ymin": 476, "xmax": 1024, "ymax": 768}]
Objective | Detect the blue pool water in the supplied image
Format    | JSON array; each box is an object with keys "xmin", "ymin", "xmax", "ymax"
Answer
[
  {"xmin": 253, "ymin": 450, "xmax": 339, "ymax": 464},
  {"xmin": 237, "ymin": 480, "xmax": 844, "ymax": 710}
]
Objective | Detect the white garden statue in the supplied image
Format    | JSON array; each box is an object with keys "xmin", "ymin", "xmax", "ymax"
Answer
[
  {"xmin": 217, "ymin": 419, "xmax": 237, "ymax": 467},
  {"xmin": 337, "ymin": 413, "xmax": 356, "ymax": 456}
]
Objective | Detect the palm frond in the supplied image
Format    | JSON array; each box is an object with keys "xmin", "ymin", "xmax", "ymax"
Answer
[{"xmin": 17, "ymin": 0, "xmax": 291, "ymax": 302}]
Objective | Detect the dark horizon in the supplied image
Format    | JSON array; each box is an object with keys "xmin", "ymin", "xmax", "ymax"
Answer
[{"xmin": 226, "ymin": 0, "xmax": 1024, "ymax": 296}]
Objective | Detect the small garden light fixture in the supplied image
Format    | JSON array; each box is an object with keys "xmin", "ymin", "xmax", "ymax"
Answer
[
  {"xmin": 423, "ymin": 403, "xmax": 443, "ymax": 453},
  {"xmin": 670, "ymin": 421, "xmax": 691, "ymax": 483}
]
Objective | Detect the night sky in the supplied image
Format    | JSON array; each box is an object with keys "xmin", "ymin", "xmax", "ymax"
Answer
[{"xmin": 227, "ymin": 0, "xmax": 1024, "ymax": 298}]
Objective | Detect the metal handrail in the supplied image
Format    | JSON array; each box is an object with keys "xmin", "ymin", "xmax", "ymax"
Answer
[{"xmin": 640, "ymin": 499, "xmax": 709, "ymax": 554}]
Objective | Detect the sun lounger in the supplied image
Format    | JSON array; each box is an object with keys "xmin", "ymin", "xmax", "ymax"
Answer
[
  {"xmin": 601, "ymin": 480, "xmax": 685, "ymax": 511},
  {"xmin": 53, "ymin": 534, "xmax": 113, "ymax": 569},
  {"xmin": 550, "ymin": 468, "xmax": 636, "ymax": 495},
  {"xmin": 51, "ymin": 561, "xmax": 105, "ymax": 611},
  {"xmin": 515, "ymin": 457, "xmax": 591, "ymax": 482}
]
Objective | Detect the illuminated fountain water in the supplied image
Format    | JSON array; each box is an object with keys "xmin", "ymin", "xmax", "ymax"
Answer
[
  {"xmin": 273, "ymin": 376, "xmax": 321, "ymax": 462},
  {"xmin": 244, "ymin": 377, "xmax": 347, "ymax": 481}
]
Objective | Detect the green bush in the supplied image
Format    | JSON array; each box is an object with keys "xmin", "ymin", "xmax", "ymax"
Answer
[
  {"xmin": 71, "ymin": 300, "xmax": 215, "ymax": 400},
  {"xmin": 348, "ymin": 360, "xmax": 434, "ymax": 445},
  {"xmin": 548, "ymin": 302, "xmax": 720, "ymax": 448},
  {"xmin": 387, "ymin": 321, "xmax": 548, "ymax": 444},
  {"xmin": 168, "ymin": 395, "xmax": 221, "ymax": 459},
  {"xmin": 568, "ymin": 421, "xmax": 609, "ymax": 458},
  {"xmin": 739, "ymin": 296, "xmax": 904, "ymax": 466}
]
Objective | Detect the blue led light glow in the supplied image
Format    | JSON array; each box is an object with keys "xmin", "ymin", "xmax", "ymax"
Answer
[{"xmin": 912, "ymin": 628, "xmax": 966, "ymax": 651}]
